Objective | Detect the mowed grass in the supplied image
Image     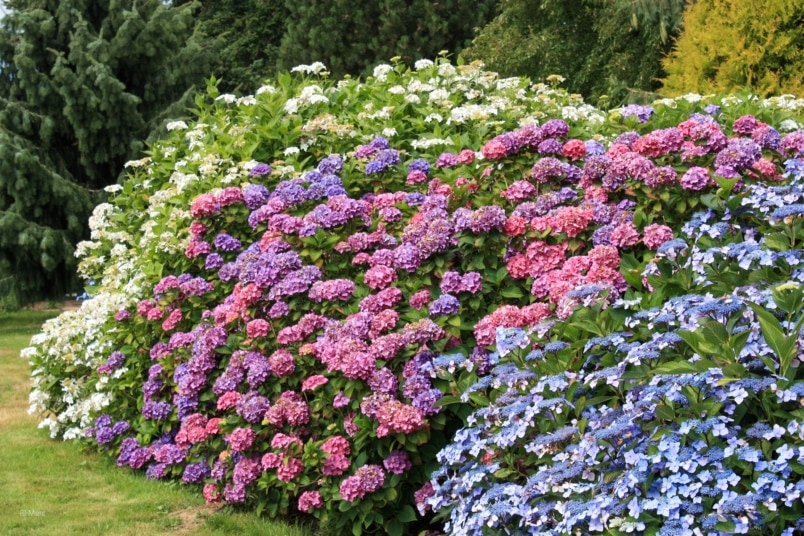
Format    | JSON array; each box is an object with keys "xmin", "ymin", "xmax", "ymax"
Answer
[{"xmin": 0, "ymin": 308, "xmax": 315, "ymax": 536}]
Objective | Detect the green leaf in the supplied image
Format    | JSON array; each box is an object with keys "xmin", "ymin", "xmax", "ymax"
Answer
[
  {"xmin": 746, "ymin": 301, "xmax": 795, "ymax": 374},
  {"xmin": 763, "ymin": 233, "xmax": 790, "ymax": 252},
  {"xmin": 655, "ymin": 404, "xmax": 676, "ymax": 421},
  {"xmin": 652, "ymin": 360, "xmax": 712, "ymax": 375},
  {"xmin": 396, "ymin": 505, "xmax": 417, "ymax": 523},
  {"xmin": 500, "ymin": 287, "xmax": 524, "ymax": 299}
]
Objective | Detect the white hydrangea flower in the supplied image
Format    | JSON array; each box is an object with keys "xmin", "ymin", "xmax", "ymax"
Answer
[
  {"xmin": 284, "ymin": 98, "xmax": 299, "ymax": 114},
  {"xmin": 428, "ymin": 88, "xmax": 450, "ymax": 103},
  {"xmin": 284, "ymin": 146, "xmax": 301, "ymax": 156},
  {"xmin": 382, "ymin": 127, "xmax": 397, "ymax": 138},
  {"xmin": 437, "ymin": 63, "xmax": 456, "ymax": 77},
  {"xmin": 165, "ymin": 120, "xmax": 188, "ymax": 131},
  {"xmin": 215, "ymin": 93, "xmax": 237, "ymax": 104},
  {"xmin": 388, "ymin": 85, "xmax": 406, "ymax": 95},
  {"xmin": 410, "ymin": 137, "xmax": 454, "ymax": 149},
  {"xmin": 414, "ymin": 59, "xmax": 434, "ymax": 70},
  {"xmin": 373, "ymin": 64, "xmax": 393, "ymax": 81},
  {"xmin": 123, "ymin": 157, "xmax": 150, "ymax": 168},
  {"xmin": 291, "ymin": 62, "xmax": 328, "ymax": 75},
  {"xmin": 256, "ymin": 84, "xmax": 276, "ymax": 95}
]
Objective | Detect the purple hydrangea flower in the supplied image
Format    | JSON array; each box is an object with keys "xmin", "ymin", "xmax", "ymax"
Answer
[
  {"xmin": 541, "ymin": 119, "xmax": 570, "ymax": 138},
  {"xmin": 620, "ymin": 104, "xmax": 655, "ymax": 123},
  {"xmin": 408, "ymin": 159, "xmax": 430, "ymax": 175},
  {"xmin": 249, "ymin": 163, "xmax": 272, "ymax": 176},
  {"xmin": 435, "ymin": 152, "xmax": 459, "ymax": 168},
  {"xmin": 318, "ymin": 155, "xmax": 344, "ymax": 174},
  {"xmin": 383, "ymin": 451, "xmax": 412, "ymax": 475},
  {"xmin": 182, "ymin": 462, "xmax": 211, "ymax": 484},
  {"xmin": 243, "ymin": 184, "xmax": 270, "ymax": 209},
  {"xmin": 429, "ymin": 294, "xmax": 460, "ymax": 316},
  {"xmin": 205, "ymin": 253, "xmax": 224, "ymax": 270},
  {"xmin": 536, "ymin": 139, "xmax": 563, "ymax": 155},
  {"xmin": 142, "ymin": 400, "xmax": 173, "ymax": 420},
  {"xmin": 146, "ymin": 463, "xmax": 168, "ymax": 480}
]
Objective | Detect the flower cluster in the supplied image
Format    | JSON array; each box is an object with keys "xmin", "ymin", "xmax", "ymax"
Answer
[{"xmin": 22, "ymin": 55, "xmax": 804, "ymax": 535}]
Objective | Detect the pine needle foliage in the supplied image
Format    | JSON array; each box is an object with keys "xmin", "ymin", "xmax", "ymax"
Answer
[{"xmin": 0, "ymin": 0, "xmax": 215, "ymax": 307}]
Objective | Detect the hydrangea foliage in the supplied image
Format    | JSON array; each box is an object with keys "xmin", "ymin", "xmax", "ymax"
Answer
[{"xmin": 22, "ymin": 58, "xmax": 804, "ymax": 535}]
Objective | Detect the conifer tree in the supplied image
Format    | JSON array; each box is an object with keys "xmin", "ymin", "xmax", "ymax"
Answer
[
  {"xmin": 276, "ymin": 0, "xmax": 495, "ymax": 78},
  {"xmin": 462, "ymin": 0, "xmax": 683, "ymax": 105},
  {"xmin": 661, "ymin": 0, "xmax": 804, "ymax": 96},
  {"xmin": 197, "ymin": 0, "xmax": 287, "ymax": 95},
  {"xmin": 0, "ymin": 0, "xmax": 214, "ymax": 306}
]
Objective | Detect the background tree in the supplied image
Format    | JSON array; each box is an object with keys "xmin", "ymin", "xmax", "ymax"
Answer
[
  {"xmin": 462, "ymin": 0, "xmax": 685, "ymax": 105},
  {"xmin": 0, "ymin": 0, "xmax": 215, "ymax": 307},
  {"xmin": 197, "ymin": 0, "xmax": 287, "ymax": 95},
  {"xmin": 276, "ymin": 0, "xmax": 496, "ymax": 78},
  {"xmin": 661, "ymin": 0, "xmax": 804, "ymax": 97}
]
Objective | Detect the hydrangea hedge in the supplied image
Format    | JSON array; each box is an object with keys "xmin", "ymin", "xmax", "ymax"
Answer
[{"xmin": 22, "ymin": 57, "xmax": 804, "ymax": 535}]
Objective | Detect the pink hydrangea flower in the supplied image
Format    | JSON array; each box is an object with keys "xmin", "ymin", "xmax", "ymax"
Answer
[
  {"xmin": 277, "ymin": 458, "xmax": 304, "ymax": 482},
  {"xmin": 245, "ymin": 318, "xmax": 270, "ymax": 339},
  {"xmin": 363, "ymin": 265, "xmax": 398, "ymax": 290},
  {"xmin": 642, "ymin": 224, "xmax": 674, "ymax": 250},
  {"xmin": 190, "ymin": 193, "xmax": 219, "ymax": 218},
  {"xmin": 323, "ymin": 453, "xmax": 351, "ymax": 476},
  {"xmin": 609, "ymin": 221, "xmax": 640, "ymax": 248},
  {"xmin": 225, "ymin": 427, "xmax": 256, "ymax": 452},
  {"xmin": 268, "ymin": 349, "xmax": 295, "ymax": 377},
  {"xmin": 321, "ymin": 436, "xmax": 351, "ymax": 456},
  {"xmin": 339, "ymin": 465, "xmax": 386, "ymax": 502},
  {"xmin": 217, "ymin": 391, "xmax": 241, "ymax": 411},
  {"xmin": 406, "ymin": 170, "xmax": 428, "ymax": 184},
  {"xmin": 301, "ymin": 374, "xmax": 329, "ymax": 392},
  {"xmin": 261, "ymin": 452, "xmax": 282, "ymax": 469},
  {"xmin": 333, "ymin": 392, "xmax": 351, "ymax": 409},
  {"xmin": 481, "ymin": 139, "xmax": 507, "ymax": 159},
  {"xmin": 161, "ymin": 308, "xmax": 182, "ymax": 331},
  {"xmin": 503, "ymin": 215, "xmax": 528, "ymax": 236},
  {"xmin": 297, "ymin": 490, "xmax": 323, "ymax": 512},
  {"xmin": 552, "ymin": 206, "xmax": 593, "ymax": 238},
  {"xmin": 409, "ymin": 289, "xmax": 431, "ymax": 309},
  {"xmin": 203, "ymin": 484, "xmax": 222, "ymax": 503},
  {"xmin": 562, "ymin": 139, "xmax": 586, "ymax": 160}
]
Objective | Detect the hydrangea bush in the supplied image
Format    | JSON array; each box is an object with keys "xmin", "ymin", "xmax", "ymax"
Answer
[{"xmin": 22, "ymin": 56, "xmax": 804, "ymax": 535}]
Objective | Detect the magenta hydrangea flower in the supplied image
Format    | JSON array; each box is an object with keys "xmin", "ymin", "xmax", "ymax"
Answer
[
  {"xmin": 339, "ymin": 465, "xmax": 386, "ymax": 502},
  {"xmin": 297, "ymin": 490, "xmax": 324, "ymax": 512}
]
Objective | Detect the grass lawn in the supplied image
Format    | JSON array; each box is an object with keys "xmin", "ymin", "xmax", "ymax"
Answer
[{"xmin": 0, "ymin": 308, "xmax": 315, "ymax": 536}]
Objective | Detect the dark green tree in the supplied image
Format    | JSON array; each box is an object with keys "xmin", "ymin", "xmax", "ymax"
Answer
[
  {"xmin": 197, "ymin": 0, "xmax": 287, "ymax": 95},
  {"xmin": 0, "ymin": 0, "xmax": 215, "ymax": 307},
  {"xmin": 276, "ymin": 0, "xmax": 496, "ymax": 78},
  {"xmin": 462, "ymin": 0, "xmax": 685, "ymax": 105}
]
